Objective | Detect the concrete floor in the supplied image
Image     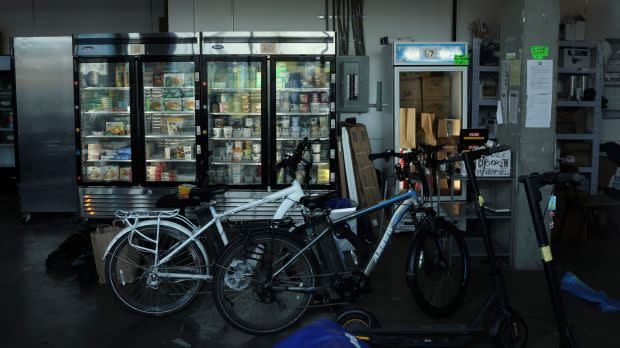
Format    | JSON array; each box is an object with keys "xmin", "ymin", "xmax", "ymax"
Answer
[{"xmin": 2, "ymin": 186, "xmax": 620, "ymax": 347}]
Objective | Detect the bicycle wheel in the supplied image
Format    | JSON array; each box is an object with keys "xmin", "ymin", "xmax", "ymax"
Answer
[
  {"xmin": 105, "ymin": 224, "xmax": 206, "ymax": 316},
  {"xmin": 212, "ymin": 231, "xmax": 318, "ymax": 335},
  {"xmin": 406, "ymin": 217, "xmax": 469, "ymax": 318}
]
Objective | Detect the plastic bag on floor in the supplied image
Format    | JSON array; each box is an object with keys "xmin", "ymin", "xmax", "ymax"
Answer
[
  {"xmin": 561, "ymin": 272, "xmax": 620, "ymax": 312},
  {"xmin": 275, "ymin": 319, "xmax": 369, "ymax": 348}
]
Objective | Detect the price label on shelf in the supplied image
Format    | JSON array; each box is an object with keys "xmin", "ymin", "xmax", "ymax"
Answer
[
  {"xmin": 128, "ymin": 44, "xmax": 145, "ymax": 55},
  {"xmin": 454, "ymin": 54, "xmax": 470, "ymax": 65}
]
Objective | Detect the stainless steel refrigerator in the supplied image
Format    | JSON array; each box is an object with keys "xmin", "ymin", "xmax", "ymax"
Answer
[{"xmin": 0, "ymin": 56, "xmax": 15, "ymax": 176}]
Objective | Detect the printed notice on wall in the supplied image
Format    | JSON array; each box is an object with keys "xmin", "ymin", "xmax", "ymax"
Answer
[
  {"xmin": 525, "ymin": 60, "xmax": 553, "ymax": 128},
  {"xmin": 508, "ymin": 90, "xmax": 519, "ymax": 124}
]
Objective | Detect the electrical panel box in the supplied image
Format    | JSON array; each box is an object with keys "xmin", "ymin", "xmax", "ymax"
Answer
[{"xmin": 336, "ymin": 56, "xmax": 369, "ymax": 113}]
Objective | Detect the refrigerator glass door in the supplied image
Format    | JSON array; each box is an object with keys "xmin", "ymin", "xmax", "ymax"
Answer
[
  {"xmin": 143, "ymin": 61, "xmax": 197, "ymax": 183},
  {"xmin": 274, "ymin": 59, "xmax": 332, "ymax": 186},
  {"xmin": 0, "ymin": 70, "xmax": 14, "ymax": 168},
  {"xmin": 396, "ymin": 68, "xmax": 466, "ymax": 196},
  {"xmin": 79, "ymin": 62, "xmax": 133, "ymax": 183},
  {"xmin": 206, "ymin": 60, "xmax": 264, "ymax": 186}
]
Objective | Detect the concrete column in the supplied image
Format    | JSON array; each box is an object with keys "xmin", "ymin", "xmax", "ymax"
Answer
[{"xmin": 498, "ymin": 0, "xmax": 560, "ymax": 269}]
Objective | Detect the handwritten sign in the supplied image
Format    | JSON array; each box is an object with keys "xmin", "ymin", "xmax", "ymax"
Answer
[
  {"xmin": 454, "ymin": 54, "xmax": 470, "ymax": 65},
  {"xmin": 475, "ymin": 150, "xmax": 511, "ymax": 177},
  {"xmin": 530, "ymin": 46, "xmax": 549, "ymax": 60}
]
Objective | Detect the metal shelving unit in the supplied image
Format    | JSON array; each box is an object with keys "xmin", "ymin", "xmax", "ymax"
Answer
[
  {"xmin": 556, "ymin": 41, "xmax": 603, "ymax": 195},
  {"xmin": 603, "ymin": 38, "xmax": 620, "ymax": 119},
  {"xmin": 471, "ymin": 38, "xmax": 500, "ymax": 138}
]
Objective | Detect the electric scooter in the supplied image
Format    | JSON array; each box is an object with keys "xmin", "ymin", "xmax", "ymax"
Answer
[
  {"xmin": 519, "ymin": 171, "xmax": 580, "ymax": 348},
  {"xmin": 336, "ymin": 145, "xmax": 528, "ymax": 347}
]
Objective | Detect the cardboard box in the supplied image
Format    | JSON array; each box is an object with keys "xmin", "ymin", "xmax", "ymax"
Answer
[
  {"xmin": 562, "ymin": 142, "xmax": 591, "ymax": 167},
  {"xmin": 474, "ymin": 150, "xmax": 511, "ymax": 177},
  {"xmin": 557, "ymin": 110, "xmax": 587, "ymax": 133},
  {"xmin": 561, "ymin": 48, "xmax": 590, "ymax": 69},
  {"xmin": 422, "ymin": 76, "xmax": 451, "ymax": 99},
  {"xmin": 563, "ymin": 20, "xmax": 586, "ymax": 41},
  {"xmin": 399, "ymin": 108, "xmax": 416, "ymax": 149},
  {"xmin": 423, "ymin": 97, "xmax": 451, "ymax": 118},
  {"xmin": 420, "ymin": 113, "xmax": 437, "ymax": 145},
  {"xmin": 437, "ymin": 118, "xmax": 461, "ymax": 138},
  {"xmin": 598, "ymin": 157, "xmax": 618, "ymax": 188},
  {"xmin": 346, "ymin": 124, "xmax": 382, "ymax": 237},
  {"xmin": 399, "ymin": 73, "xmax": 422, "ymax": 109}
]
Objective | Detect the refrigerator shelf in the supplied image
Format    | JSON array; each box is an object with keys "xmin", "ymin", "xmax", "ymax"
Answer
[
  {"xmin": 144, "ymin": 86, "xmax": 195, "ymax": 90},
  {"xmin": 145, "ymin": 134, "xmax": 195, "ymax": 139},
  {"xmin": 144, "ymin": 111, "xmax": 195, "ymax": 115},
  {"xmin": 210, "ymin": 112, "xmax": 261, "ymax": 116},
  {"xmin": 0, "ymin": 107, "xmax": 13, "ymax": 111},
  {"xmin": 86, "ymin": 159, "xmax": 132, "ymax": 163},
  {"xmin": 211, "ymin": 137, "xmax": 262, "ymax": 141},
  {"xmin": 84, "ymin": 135, "xmax": 130, "ymax": 139},
  {"xmin": 209, "ymin": 87, "xmax": 261, "ymax": 92},
  {"xmin": 276, "ymin": 112, "xmax": 330, "ymax": 116},
  {"xmin": 277, "ymin": 137, "xmax": 329, "ymax": 141},
  {"xmin": 82, "ymin": 111, "xmax": 130, "ymax": 115},
  {"xmin": 278, "ymin": 87, "xmax": 330, "ymax": 92},
  {"xmin": 83, "ymin": 87, "xmax": 129, "ymax": 91},
  {"xmin": 0, "ymin": 128, "xmax": 14, "ymax": 131},
  {"xmin": 146, "ymin": 159, "xmax": 196, "ymax": 163},
  {"xmin": 210, "ymin": 161, "xmax": 262, "ymax": 166}
]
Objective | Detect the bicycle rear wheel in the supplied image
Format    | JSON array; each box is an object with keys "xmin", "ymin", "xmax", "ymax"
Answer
[
  {"xmin": 407, "ymin": 217, "xmax": 469, "ymax": 318},
  {"xmin": 105, "ymin": 225, "xmax": 206, "ymax": 316},
  {"xmin": 212, "ymin": 231, "xmax": 317, "ymax": 335}
]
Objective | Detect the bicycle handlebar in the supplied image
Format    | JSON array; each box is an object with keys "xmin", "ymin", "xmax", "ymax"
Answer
[
  {"xmin": 518, "ymin": 171, "xmax": 586, "ymax": 186},
  {"xmin": 274, "ymin": 137, "xmax": 320, "ymax": 171},
  {"xmin": 368, "ymin": 144, "xmax": 445, "ymax": 162}
]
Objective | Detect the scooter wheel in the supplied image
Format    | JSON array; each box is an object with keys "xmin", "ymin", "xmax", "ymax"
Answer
[
  {"xmin": 336, "ymin": 308, "xmax": 380, "ymax": 332},
  {"xmin": 497, "ymin": 312, "xmax": 528, "ymax": 348}
]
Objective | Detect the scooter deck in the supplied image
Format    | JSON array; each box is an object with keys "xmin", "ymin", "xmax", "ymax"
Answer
[{"xmin": 348, "ymin": 323, "xmax": 487, "ymax": 347}]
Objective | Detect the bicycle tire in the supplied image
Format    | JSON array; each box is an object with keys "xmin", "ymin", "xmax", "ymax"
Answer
[
  {"xmin": 105, "ymin": 225, "xmax": 206, "ymax": 316},
  {"xmin": 406, "ymin": 217, "xmax": 470, "ymax": 318},
  {"xmin": 212, "ymin": 231, "xmax": 319, "ymax": 335}
]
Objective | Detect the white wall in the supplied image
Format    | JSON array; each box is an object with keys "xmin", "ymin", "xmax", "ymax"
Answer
[
  {"xmin": 561, "ymin": 0, "xmax": 620, "ymax": 143},
  {"xmin": 0, "ymin": 0, "xmax": 165, "ymax": 54},
  {"xmin": 168, "ymin": 0, "xmax": 502, "ymax": 152}
]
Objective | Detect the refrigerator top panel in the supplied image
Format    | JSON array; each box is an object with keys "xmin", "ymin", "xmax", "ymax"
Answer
[
  {"xmin": 392, "ymin": 42, "xmax": 468, "ymax": 66},
  {"xmin": 0, "ymin": 56, "xmax": 9, "ymax": 71},
  {"xmin": 74, "ymin": 33, "xmax": 200, "ymax": 57},
  {"xmin": 202, "ymin": 31, "xmax": 335, "ymax": 55}
]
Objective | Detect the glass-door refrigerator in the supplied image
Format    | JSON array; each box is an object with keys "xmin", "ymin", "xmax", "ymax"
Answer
[
  {"xmin": 202, "ymin": 32, "xmax": 337, "ymax": 196},
  {"xmin": 74, "ymin": 33, "xmax": 201, "ymax": 219},
  {"xmin": 272, "ymin": 58, "xmax": 335, "ymax": 186},
  {"xmin": 205, "ymin": 58, "xmax": 266, "ymax": 187},
  {"xmin": 141, "ymin": 59, "xmax": 200, "ymax": 184},
  {"xmin": 76, "ymin": 60, "xmax": 135, "ymax": 185}
]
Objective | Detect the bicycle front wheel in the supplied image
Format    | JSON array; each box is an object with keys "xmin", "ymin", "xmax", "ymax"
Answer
[
  {"xmin": 407, "ymin": 217, "xmax": 469, "ymax": 318},
  {"xmin": 105, "ymin": 224, "xmax": 206, "ymax": 316},
  {"xmin": 212, "ymin": 231, "xmax": 317, "ymax": 335}
]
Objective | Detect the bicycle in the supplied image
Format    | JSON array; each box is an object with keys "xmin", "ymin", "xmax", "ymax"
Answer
[
  {"xmin": 103, "ymin": 138, "xmax": 319, "ymax": 316},
  {"xmin": 210, "ymin": 145, "xmax": 476, "ymax": 335}
]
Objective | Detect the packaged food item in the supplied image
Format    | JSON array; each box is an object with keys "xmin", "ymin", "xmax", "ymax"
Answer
[
  {"xmin": 86, "ymin": 166, "xmax": 103, "ymax": 181},
  {"xmin": 149, "ymin": 97, "xmax": 163, "ymax": 111},
  {"xmin": 183, "ymin": 98, "xmax": 195, "ymax": 111},
  {"xmin": 119, "ymin": 167, "xmax": 132, "ymax": 181},
  {"xmin": 164, "ymin": 98, "xmax": 183, "ymax": 111},
  {"xmin": 87, "ymin": 144, "xmax": 101, "ymax": 160},
  {"xmin": 164, "ymin": 88, "xmax": 183, "ymax": 98},
  {"xmin": 164, "ymin": 73, "xmax": 185, "ymax": 87},
  {"xmin": 183, "ymin": 146, "xmax": 193, "ymax": 160},
  {"xmin": 176, "ymin": 146, "xmax": 185, "ymax": 159},
  {"xmin": 102, "ymin": 166, "xmax": 119, "ymax": 181},
  {"xmin": 105, "ymin": 122, "xmax": 125, "ymax": 135},
  {"xmin": 165, "ymin": 147, "xmax": 172, "ymax": 160},
  {"xmin": 166, "ymin": 118, "xmax": 185, "ymax": 135},
  {"xmin": 181, "ymin": 88, "xmax": 194, "ymax": 98}
]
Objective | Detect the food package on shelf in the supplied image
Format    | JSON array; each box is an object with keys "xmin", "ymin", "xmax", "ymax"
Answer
[
  {"xmin": 437, "ymin": 118, "xmax": 462, "ymax": 139},
  {"xmin": 164, "ymin": 98, "xmax": 183, "ymax": 111},
  {"xmin": 164, "ymin": 73, "xmax": 185, "ymax": 87},
  {"xmin": 105, "ymin": 122, "xmax": 125, "ymax": 136},
  {"xmin": 101, "ymin": 166, "xmax": 119, "ymax": 181},
  {"xmin": 119, "ymin": 167, "xmax": 132, "ymax": 182},
  {"xmin": 86, "ymin": 166, "xmax": 103, "ymax": 181},
  {"xmin": 182, "ymin": 98, "xmax": 195, "ymax": 111},
  {"xmin": 87, "ymin": 143, "xmax": 101, "ymax": 160}
]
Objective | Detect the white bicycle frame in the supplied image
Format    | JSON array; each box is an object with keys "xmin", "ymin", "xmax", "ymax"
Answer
[{"xmin": 106, "ymin": 180, "xmax": 306, "ymax": 281}]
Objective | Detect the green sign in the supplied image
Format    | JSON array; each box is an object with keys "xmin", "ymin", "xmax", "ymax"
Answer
[
  {"xmin": 454, "ymin": 54, "xmax": 470, "ymax": 65},
  {"xmin": 530, "ymin": 46, "xmax": 549, "ymax": 59}
]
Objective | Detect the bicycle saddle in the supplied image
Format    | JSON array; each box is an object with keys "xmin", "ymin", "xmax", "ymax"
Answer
[
  {"xmin": 155, "ymin": 185, "xmax": 228, "ymax": 209},
  {"xmin": 299, "ymin": 191, "xmax": 338, "ymax": 211}
]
